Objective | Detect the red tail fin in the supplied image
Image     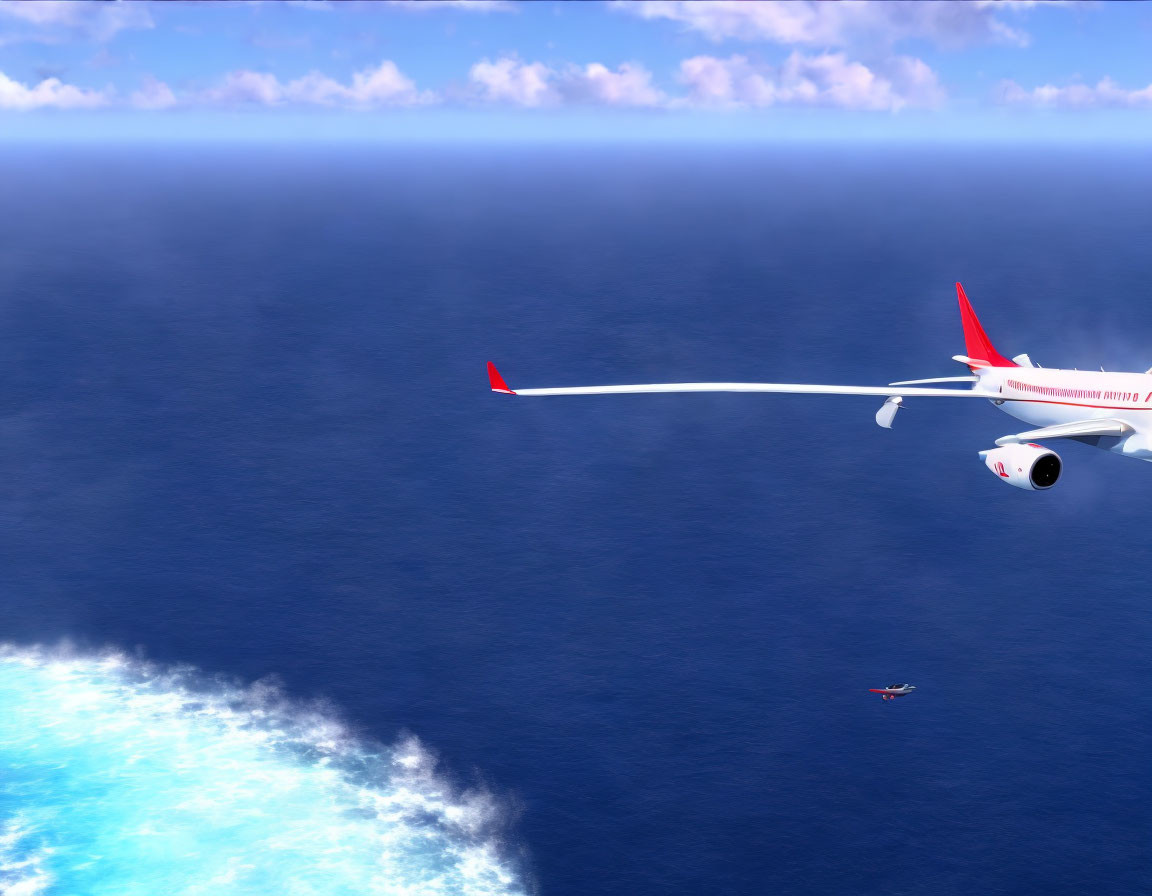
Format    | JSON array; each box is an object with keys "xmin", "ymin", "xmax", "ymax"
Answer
[{"xmin": 957, "ymin": 283, "xmax": 1016, "ymax": 368}]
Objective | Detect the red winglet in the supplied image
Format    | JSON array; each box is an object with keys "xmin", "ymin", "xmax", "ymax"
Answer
[
  {"xmin": 957, "ymin": 282, "xmax": 1016, "ymax": 368},
  {"xmin": 487, "ymin": 362, "xmax": 516, "ymax": 394}
]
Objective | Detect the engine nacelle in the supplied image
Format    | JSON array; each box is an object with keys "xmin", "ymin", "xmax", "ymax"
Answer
[{"xmin": 978, "ymin": 444, "xmax": 1061, "ymax": 490}]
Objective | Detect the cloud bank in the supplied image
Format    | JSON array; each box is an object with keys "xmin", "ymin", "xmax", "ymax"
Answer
[
  {"xmin": 468, "ymin": 57, "xmax": 667, "ymax": 108},
  {"xmin": 0, "ymin": 51, "xmax": 947, "ymax": 113},
  {"xmin": 0, "ymin": 61, "xmax": 433, "ymax": 112},
  {"xmin": 0, "ymin": 69, "xmax": 108, "ymax": 109},
  {"xmin": 678, "ymin": 52, "xmax": 944, "ymax": 111},
  {"xmin": 621, "ymin": 0, "xmax": 1030, "ymax": 49},
  {"xmin": 996, "ymin": 78, "xmax": 1152, "ymax": 109},
  {"xmin": 200, "ymin": 61, "xmax": 433, "ymax": 108},
  {"xmin": 0, "ymin": 0, "xmax": 153, "ymax": 42}
]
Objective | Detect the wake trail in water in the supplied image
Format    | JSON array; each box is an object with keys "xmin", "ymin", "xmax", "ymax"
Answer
[{"xmin": 0, "ymin": 644, "xmax": 528, "ymax": 896}]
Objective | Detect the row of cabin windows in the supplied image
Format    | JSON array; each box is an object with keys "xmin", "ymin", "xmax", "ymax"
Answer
[{"xmin": 1006, "ymin": 379, "xmax": 1144, "ymax": 403}]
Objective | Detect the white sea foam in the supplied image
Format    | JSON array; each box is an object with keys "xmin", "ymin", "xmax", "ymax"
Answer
[
  {"xmin": 0, "ymin": 816, "xmax": 54, "ymax": 896},
  {"xmin": 0, "ymin": 644, "xmax": 528, "ymax": 896}
]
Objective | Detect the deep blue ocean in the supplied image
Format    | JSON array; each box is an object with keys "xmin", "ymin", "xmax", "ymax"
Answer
[{"xmin": 0, "ymin": 146, "xmax": 1150, "ymax": 895}]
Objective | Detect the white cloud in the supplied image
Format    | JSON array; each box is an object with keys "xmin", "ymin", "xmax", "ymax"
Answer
[
  {"xmin": 467, "ymin": 57, "xmax": 667, "ymax": 107},
  {"xmin": 469, "ymin": 57, "xmax": 555, "ymax": 106},
  {"xmin": 678, "ymin": 52, "xmax": 944, "ymax": 111},
  {"xmin": 130, "ymin": 76, "xmax": 177, "ymax": 111},
  {"xmin": 996, "ymin": 78, "xmax": 1152, "ymax": 108},
  {"xmin": 334, "ymin": 59, "xmax": 433, "ymax": 105},
  {"xmin": 383, "ymin": 0, "xmax": 515, "ymax": 11},
  {"xmin": 290, "ymin": 0, "xmax": 514, "ymax": 12},
  {"xmin": 0, "ymin": 69, "xmax": 109, "ymax": 109},
  {"xmin": 563, "ymin": 62, "xmax": 665, "ymax": 107},
  {"xmin": 621, "ymin": 0, "xmax": 1029, "ymax": 48},
  {"xmin": 286, "ymin": 0, "xmax": 515, "ymax": 12},
  {"xmin": 0, "ymin": 0, "xmax": 153, "ymax": 42},
  {"xmin": 200, "ymin": 60, "xmax": 432, "ymax": 108},
  {"xmin": 202, "ymin": 70, "xmax": 284, "ymax": 106}
]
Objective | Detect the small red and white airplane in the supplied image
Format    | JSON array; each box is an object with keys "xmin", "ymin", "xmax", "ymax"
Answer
[
  {"xmin": 489, "ymin": 283, "xmax": 1152, "ymax": 491},
  {"xmin": 870, "ymin": 684, "xmax": 916, "ymax": 701}
]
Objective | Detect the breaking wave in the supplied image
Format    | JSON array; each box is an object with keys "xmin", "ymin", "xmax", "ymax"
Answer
[{"xmin": 0, "ymin": 645, "xmax": 527, "ymax": 896}]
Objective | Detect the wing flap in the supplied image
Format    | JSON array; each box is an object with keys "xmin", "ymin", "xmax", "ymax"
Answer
[
  {"xmin": 994, "ymin": 418, "xmax": 1131, "ymax": 446},
  {"xmin": 888, "ymin": 376, "xmax": 979, "ymax": 386}
]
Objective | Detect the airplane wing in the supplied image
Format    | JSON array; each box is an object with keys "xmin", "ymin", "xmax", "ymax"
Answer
[
  {"xmin": 488, "ymin": 363, "xmax": 1000, "ymax": 400},
  {"xmin": 994, "ymin": 419, "xmax": 1132, "ymax": 446}
]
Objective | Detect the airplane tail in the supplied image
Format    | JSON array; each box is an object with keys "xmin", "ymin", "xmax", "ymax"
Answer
[{"xmin": 956, "ymin": 282, "xmax": 1016, "ymax": 368}]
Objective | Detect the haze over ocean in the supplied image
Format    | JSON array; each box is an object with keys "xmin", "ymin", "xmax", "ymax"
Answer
[{"xmin": 1, "ymin": 145, "xmax": 1150, "ymax": 895}]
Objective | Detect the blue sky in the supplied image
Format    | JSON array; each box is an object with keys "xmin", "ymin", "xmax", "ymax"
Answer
[{"xmin": 2, "ymin": 0, "xmax": 1152, "ymax": 141}]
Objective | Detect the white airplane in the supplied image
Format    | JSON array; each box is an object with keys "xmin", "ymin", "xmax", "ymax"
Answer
[
  {"xmin": 869, "ymin": 684, "xmax": 916, "ymax": 701},
  {"xmin": 489, "ymin": 283, "xmax": 1152, "ymax": 491}
]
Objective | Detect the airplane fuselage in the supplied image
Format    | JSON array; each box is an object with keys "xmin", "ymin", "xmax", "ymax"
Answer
[{"xmin": 978, "ymin": 367, "xmax": 1152, "ymax": 461}]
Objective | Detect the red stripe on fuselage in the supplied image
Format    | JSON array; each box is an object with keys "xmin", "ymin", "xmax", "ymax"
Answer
[{"xmin": 1000, "ymin": 397, "xmax": 1147, "ymax": 411}]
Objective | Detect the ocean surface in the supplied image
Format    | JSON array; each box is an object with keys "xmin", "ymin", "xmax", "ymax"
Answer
[{"xmin": 0, "ymin": 145, "xmax": 1150, "ymax": 895}]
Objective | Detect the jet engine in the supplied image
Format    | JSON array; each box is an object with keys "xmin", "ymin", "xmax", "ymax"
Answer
[{"xmin": 978, "ymin": 444, "xmax": 1061, "ymax": 491}]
